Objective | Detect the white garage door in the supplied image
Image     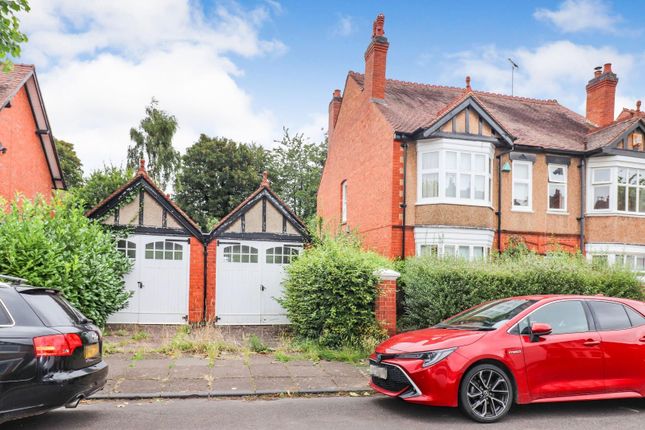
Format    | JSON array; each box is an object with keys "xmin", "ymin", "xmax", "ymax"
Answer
[
  {"xmin": 216, "ymin": 240, "xmax": 300, "ymax": 325},
  {"xmin": 108, "ymin": 235, "xmax": 190, "ymax": 324}
]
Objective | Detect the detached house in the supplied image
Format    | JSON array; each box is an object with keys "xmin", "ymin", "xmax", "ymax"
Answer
[
  {"xmin": 318, "ymin": 14, "xmax": 645, "ymax": 275},
  {"xmin": 0, "ymin": 65, "xmax": 65, "ymax": 200}
]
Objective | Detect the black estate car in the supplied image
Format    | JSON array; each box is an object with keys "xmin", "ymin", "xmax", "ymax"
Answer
[{"xmin": 0, "ymin": 275, "xmax": 108, "ymax": 424}]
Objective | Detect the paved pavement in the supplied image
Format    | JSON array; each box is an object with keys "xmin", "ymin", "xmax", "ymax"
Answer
[
  {"xmin": 5, "ymin": 396, "xmax": 643, "ymax": 429},
  {"xmin": 98, "ymin": 354, "xmax": 369, "ymax": 398}
]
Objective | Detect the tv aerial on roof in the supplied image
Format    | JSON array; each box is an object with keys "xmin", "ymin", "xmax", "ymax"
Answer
[{"xmin": 508, "ymin": 58, "xmax": 519, "ymax": 96}]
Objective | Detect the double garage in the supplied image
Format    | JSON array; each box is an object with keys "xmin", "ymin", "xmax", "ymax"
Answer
[{"xmin": 87, "ymin": 167, "xmax": 308, "ymax": 325}]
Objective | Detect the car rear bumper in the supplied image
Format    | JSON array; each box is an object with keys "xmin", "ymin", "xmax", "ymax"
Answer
[{"xmin": 0, "ymin": 361, "xmax": 108, "ymax": 424}]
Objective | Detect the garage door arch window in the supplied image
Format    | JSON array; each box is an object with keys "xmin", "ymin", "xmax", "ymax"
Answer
[
  {"xmin": 117, "ymin": 240, "xmax": 137, "ymax": 259},
  {"xmin": 266, "ymin": 246, "xmax": 299, "ymax": 264},
  {"xmin": 223, "ymin": 245, "xmax": 258, "ymax": 263},
  {"xmin": 145, "ymin": 241, "xmax": 183, "ymax": 260}
]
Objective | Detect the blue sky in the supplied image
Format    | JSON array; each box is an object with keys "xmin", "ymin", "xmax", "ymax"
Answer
[{"xmin": 16, "ymin": 0, "xmax": 645, "ymax": 171}]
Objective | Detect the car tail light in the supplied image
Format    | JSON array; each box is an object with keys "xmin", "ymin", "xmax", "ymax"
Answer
[{"xmin": 33, "ymin": 333, "xmax": 83, "ymax": 357}]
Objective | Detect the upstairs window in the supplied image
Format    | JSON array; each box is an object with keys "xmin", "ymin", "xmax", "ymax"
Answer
[
  {"xmin": 617, "ymin": 168, "xmax": 645, "ymax": 214},
  {"xmin": 341, "ymin": 180, "xmax": 348, "ymax": 224},
  {"xmin": 512, "ymin": 161, "xmax": 532, "ymax": 210},
  {"xmin": 417, "ymin": 142, "xmax": 492, "ymax": 206},
  {"xmin": 591, "ymin": 168, "xmax": 611, "ymax": 210},
  {"xmin": 548, "ymin": 164, "xmax": 567, "ymax": 211}
]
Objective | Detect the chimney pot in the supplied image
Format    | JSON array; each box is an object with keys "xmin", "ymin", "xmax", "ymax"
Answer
[
  {"xmin": 637, "ymin": 100, "xmax": 642, "ymax": 112},
  {"xmin": 465, "ymin": 76, "xmax": 471, "ymax": 91},
  {"xmin": 603, "ymin": 63, "xmax": 612, "ymax": 73},
  {"xmin": 333, "ymin": 89, "xmax": 341, "ymax": 98},
  {"xmin": 594, "ymin": 66, "xmax": 602, "ymax": 78},
  {"xmin": 372, "ymin": 13, "xmax": 385, "ymax": 38}
]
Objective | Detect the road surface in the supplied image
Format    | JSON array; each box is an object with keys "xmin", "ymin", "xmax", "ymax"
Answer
[{"xmin": 4, "ymin": 395, "xmax": 643, "ymax": 429}]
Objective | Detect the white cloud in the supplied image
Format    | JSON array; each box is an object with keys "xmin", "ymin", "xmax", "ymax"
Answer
[
  {"xmin": 18, "ymin": 0, "xmax": 286, "ymax": 171},
  {"xmin": 331, "ymin": 14, "xmax": 355, "ymax": 37},
  {"xmin": 534, "ymin": 0, "xmax": 621, "ymax": 33},
  {"xmin": 443, "ymin": 40, "xmax": 641, "ymax": 115}
]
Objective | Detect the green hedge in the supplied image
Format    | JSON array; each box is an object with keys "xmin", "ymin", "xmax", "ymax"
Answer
[
  {"xmin": 400, "ymin": 253, "xmax": 644, "ymax": 330},
  {"xmin": 0, "ymin": 194, "xmax": 132, "ymax": 326},
  {"xmin": 280, "ymin": 236, "xmax": 391, "ymax": 348}
]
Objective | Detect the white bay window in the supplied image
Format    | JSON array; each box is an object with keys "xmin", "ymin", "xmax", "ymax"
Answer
[
  {"xmin": 587, "ymin": 156, "xmax": 645, "ymax": 215},
  {"xmin": 415, "ymin": 226, "xmax": 493, "ymax": 261},
  {"xmin": 417, "ymin": 139, "xmax": 493, "ymax": 206}
]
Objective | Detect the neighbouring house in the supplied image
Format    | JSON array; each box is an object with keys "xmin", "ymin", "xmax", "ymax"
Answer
[
  {"xmin": 0, "ymin": 64, "xmax": 65, "ymax": 200},
  {"xmin": 88, "ymin": 166, "xmax": 308, "ymax": 324},
  {"xmin": 317, "ymin": 14, "xmax": 645, "ymax": 278}
]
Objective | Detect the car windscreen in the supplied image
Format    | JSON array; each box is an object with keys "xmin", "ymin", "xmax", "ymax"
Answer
[
  {"xmin": 436, "ymin": 299, "xmax": 537, "ymax": 330},
  {"xmin": 20, "ymin": 292, "xmax": 85, "ymax": 326}
]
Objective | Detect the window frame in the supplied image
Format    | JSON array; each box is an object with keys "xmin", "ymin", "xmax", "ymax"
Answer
[
  {"xmin": 340, "ymin": 180, "xmax": 348, "ymax": 224},
  {"xmin": 508, "ymin": 299, "xmax": 592, "ymax": 336},
  {"xmin": 547, "ymin": 164, "xmax": 567, "ymax": 212},
  {"xmin": 511, "ymin": 160, "xmax": 533, "ymax": 212},
  {"xmin": 266, "ymin": 246, "xmax": 300, "ymax": 265},
  {"xmin": 117, "ymin": 239, "xmax": 137, "ymax": 260},
  {"xmin": 222, "ymin": 244, "xmax": 259, "ymax": 264},
  {"xmin": 416, "ymin": 139, "xmax": 493, "ymax": 207},
  {"xmin": 587, "ymin": 300, "xmax": 634, "ymax": 332},
  {"xmin": 587, "ymin": 157, "xmax": 645, "ymax": 216},
  {"xmin": 0, "ymin": 299, "xmax": 15, "ymax": 327},
  {"xmin": 144, "ymin": 240, "xmax": 184, "ymax": 261}
]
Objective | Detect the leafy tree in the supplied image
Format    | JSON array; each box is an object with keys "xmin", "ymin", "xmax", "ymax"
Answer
[
  {"xmin": 127, "ymin": 98, "xmax": 180, "ymax": 190},
  {"xmin": 55, "ymin": 139, "xmax": 84, "ymax": 189},
  {"xmin": 74, "ymin": 165, "xmax": 133, "ymax": 211},
  {"xmin": 174, "ymin": 135, "xmax": 268, "ymax": 229},
  {"xmin": 0, "ymin": 0, "xmax": 29, "ymax": 72},
  {"xmin": 269, "ymin": 128, "xmax": 327, "ymax": 221},
  {"xmin": 0, "ymin": 193, "xmax": 132, "ymax": 326}
]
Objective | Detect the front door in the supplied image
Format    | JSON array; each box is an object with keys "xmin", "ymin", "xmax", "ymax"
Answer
[{"xmin": 520, "ymin": 300, "xmax": 604, "ymax": 400}]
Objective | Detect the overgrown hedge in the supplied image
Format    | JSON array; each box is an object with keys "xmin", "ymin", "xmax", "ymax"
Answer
[
  {"xmin": 400, "ymin": 253, "xmax": 644, "ymax": 330},
  {"xmin": 280, "ymin": 236, "xmax": 391, "ymax": 348},
  {"xmin": 0, "ymin": 194, "xmax": 132, "ymax": 326}
]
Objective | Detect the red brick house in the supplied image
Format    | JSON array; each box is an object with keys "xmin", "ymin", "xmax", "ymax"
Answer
[
  {"xmin": 88, "ymin": 167, "xmax": 308, "ymax": 325},
  {"xmin": 318, "ymin": 14, "xmax": 645, "ymax": 276},
  {"xmin": 0, "ymin": 64, "xmax": 65, "ymax": 200}
]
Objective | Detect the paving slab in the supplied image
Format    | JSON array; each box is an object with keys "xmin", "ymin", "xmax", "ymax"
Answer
[
  {"xmin": 125, "ymin": 360, "xmax": 171, "ymax": 380},
  {"xmin": 211, "ymin": 362, "xmax": 251, "ymax": 378},
  {"xmin": 117, "ymin": 379, "xmax": 167, "ymax": 394},
  {"xmin": 293, "ymin": 376, "xmax": 338, "ymax": 390},
  {"xmin": 249, "ymin": 362, "xmax": 290, "ymax": 378},
  {"xmin": 254, "ymin": 377, "xmax": 298, "ymax": 392},
  {"xmin": 331, "ymin": 376, "xmax": 370, "ymax": 389},
  {"xmin": 163, "ymin": 378, "xmax": 210, "ymax": 393},
  {"xmin": 285, "ymin": 363, "xmax": 326, "ymax": 377},
  {"xmin": 169, "ymin": 358, "xmax": 211, "ymax": 379},
  {"xmin": 318, "ymin": 361, "xmax": 366, "ymax": 378},
  {"xmin": 210, "ymin": 377, "xmax": 254, "ymax": 392}
]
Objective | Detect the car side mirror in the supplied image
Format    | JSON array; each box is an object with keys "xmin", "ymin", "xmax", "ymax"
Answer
[{"xmin": 529, "ymin": 322, "xmax": 552, "ymax": 342}]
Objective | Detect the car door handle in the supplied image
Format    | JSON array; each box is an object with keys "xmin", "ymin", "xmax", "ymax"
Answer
[
  {"xmin": 583, "ymin": 339, "xmax": 601, "ymax": 346},
  {"xmin": 639, "ymin": 336, "xmax": 645, "ymax": 343}
]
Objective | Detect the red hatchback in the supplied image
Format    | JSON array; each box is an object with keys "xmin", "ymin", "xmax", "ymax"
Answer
[{"xmin": 370, "ymin": 295, "xmax": 645, "ymax": 423}]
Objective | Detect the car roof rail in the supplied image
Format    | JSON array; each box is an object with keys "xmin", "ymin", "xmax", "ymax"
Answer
[{"xmin": 0, "ymin": 274, "xmax": 28, "ymax": 285}]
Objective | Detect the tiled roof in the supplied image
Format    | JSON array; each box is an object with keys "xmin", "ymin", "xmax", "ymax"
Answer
[
  {"xmin": 585, "ymin": 117, "xmax": 643, "ymax": 151},
  {"xmin": 86, "ymin": 166, "xmax": 202, "ymax": 234},
  {"xmin": 0, "ymin": 64, "xmax": 34, "ymax": 108},
  {"xmin": 349, "ymin": 72, "xmax": 593, "ymax": 151}
]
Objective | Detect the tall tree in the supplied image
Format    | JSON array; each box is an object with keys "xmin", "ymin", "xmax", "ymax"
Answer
[
  {"xmin": 174, "ymin": 135, "xmax": 268, "ymax": 229},
  {"xmin": 73, "ymin": 165, "xmax": 133, "ymax": 211},
  {"xmin": 55, "ymin": 139, "xmax": 84, "ymax": 189},
  {"xmin": 127, "ymin": 98, "xmax": 180, "ymax": 190},
  {"xmin": 0, "ymin": 0, "xmax": 30, "ymax": 72},
  {"xmin": 269, "ymin": 128, "xmax": 327, "ymax": 221}
]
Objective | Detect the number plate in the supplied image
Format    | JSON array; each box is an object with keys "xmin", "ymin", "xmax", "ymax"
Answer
[
  {"xmin": 84, "ymin": 344, "xmax": 100, "ymax": 359},
  {"xmin": 370, "ymin": 364, "xmax": 387, "ymax": 380}
]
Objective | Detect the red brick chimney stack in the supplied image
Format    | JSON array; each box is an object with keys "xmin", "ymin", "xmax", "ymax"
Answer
[
  {"xmin": 586, "ymin": 63, "xmax": 618, "ymax": 127},
  {"xmin": 328, "ymin": 89, "xmax": 343, "ymax": 136},
  {"xmin": 364, "ymin": 13, "xmax": 389, "ymax": 100}
]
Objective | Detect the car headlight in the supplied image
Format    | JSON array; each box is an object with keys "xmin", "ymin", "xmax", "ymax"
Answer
[{"xmin": 396, "ymin": 347, "xmax": 457, "ymax": 368}]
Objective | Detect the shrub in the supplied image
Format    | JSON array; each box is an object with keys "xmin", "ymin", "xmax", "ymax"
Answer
[
  {"xmin": 400, "ymin": 253, "xmax": 644, "ymax": 330},
  {"xmin": 0, "ymin": 193, "xmax": 132, "ymax": 326},
  {"xmin": 280, "ymin": 235, "xmax": 391, "ymax": 348}
]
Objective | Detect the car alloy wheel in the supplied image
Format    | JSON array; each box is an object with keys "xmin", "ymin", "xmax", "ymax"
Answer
[{"xmin": 459, "ymin": 364, "xmax": 513, "ymax": 423}]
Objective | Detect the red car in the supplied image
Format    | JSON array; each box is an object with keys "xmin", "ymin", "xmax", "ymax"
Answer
[{"xmin": 370, "ymin": 295, "xmax": 645, "ymax": 423}]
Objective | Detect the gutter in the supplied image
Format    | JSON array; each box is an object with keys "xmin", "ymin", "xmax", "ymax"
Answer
[{"xmin": 495, "ymin": 147, "xmax": 515, "ymax": 252}]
